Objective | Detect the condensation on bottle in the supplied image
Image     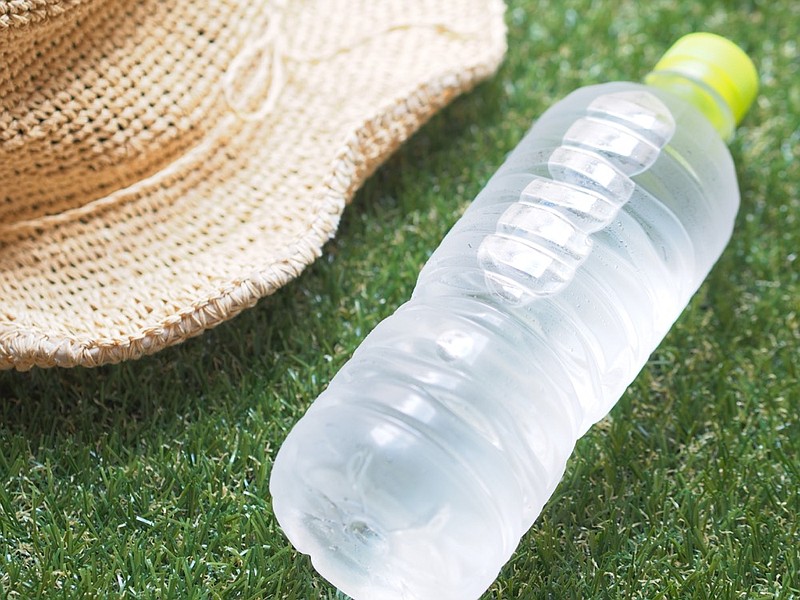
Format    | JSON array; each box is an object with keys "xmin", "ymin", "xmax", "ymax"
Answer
[{"xmin": 270, "ymin": 33, "xmax": 758, "ymax": 600}]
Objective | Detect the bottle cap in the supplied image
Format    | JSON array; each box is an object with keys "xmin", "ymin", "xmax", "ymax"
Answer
[{"xmin": 647, "ymin": 32, "xmax": 758, "ymax": 126}]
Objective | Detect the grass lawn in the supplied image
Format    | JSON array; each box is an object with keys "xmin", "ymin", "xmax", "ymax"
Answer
[{"xmin": 2, "ymin": 0, "xmax": 799, "ymax": 598}]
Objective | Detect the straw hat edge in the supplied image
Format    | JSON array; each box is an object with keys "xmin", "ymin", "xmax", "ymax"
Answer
[{"xmin": 0, "ymin": 37, "xmax": 507, "ymax": 371}]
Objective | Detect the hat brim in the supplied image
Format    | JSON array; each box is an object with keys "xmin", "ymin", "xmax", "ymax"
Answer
[{"xmin": 0, "ymin": 0, "xmax": 507, "ymax": 370}]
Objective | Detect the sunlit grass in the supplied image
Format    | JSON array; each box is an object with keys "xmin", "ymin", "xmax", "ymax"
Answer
[{"xmin": 2, "ymin": 0, "xmax": 799, "ymax": 598}]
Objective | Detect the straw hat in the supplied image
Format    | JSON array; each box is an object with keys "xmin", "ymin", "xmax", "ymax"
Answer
[{"xmin": 0, "ymin": 0, "xmax": 507, "ymax": 370}]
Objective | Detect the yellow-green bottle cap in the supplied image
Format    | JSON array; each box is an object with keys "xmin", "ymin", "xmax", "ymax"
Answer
[{"xmin": 647, "ymin": 32, "xmax": 758, "ymax": 126}]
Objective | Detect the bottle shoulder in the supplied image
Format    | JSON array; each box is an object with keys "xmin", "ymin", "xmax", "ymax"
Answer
[{"xmin": 543, "ymin": 81, "xmax": 732, "ymax": 158}]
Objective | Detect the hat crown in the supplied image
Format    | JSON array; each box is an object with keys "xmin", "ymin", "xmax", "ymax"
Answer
[{"xmin": 1, "ymin": 0, "xmax": 270, "ymax": 227}]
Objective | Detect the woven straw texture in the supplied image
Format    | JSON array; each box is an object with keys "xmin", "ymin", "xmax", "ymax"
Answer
[{"xmin": 0, "ymin": 0, "xmax": 507, "ymax": 370}]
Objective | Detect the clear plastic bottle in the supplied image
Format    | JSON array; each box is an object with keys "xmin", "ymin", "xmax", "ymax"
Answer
[{"xmin": 269, "ymin": 33, "xmax": 758, "ymax": 600}]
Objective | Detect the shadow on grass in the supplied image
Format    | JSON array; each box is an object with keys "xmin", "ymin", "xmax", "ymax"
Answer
[{"xmin": 0, "ymin": 278, "xmax": 302, "ymax": 446}]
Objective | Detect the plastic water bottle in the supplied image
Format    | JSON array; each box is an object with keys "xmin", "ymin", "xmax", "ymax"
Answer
[{"xmin": 269, "ymin": 33, "xmax": 758, "ymax": 600}]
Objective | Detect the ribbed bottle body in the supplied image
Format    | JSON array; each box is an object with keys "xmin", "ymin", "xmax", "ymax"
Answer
[{"xmin": 270, "ymin": 82, "xmax": 740, "ymax": 600}]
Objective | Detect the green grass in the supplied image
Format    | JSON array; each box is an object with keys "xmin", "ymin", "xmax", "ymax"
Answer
[{"xmin": 2, "ymin": 0, "xmax": 799, "ymax": 598}]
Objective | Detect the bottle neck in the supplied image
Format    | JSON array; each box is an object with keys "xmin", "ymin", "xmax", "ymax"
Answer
[{"xmin": 644, "ymin": 70, "xmax": 736, "ymax": 142}]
